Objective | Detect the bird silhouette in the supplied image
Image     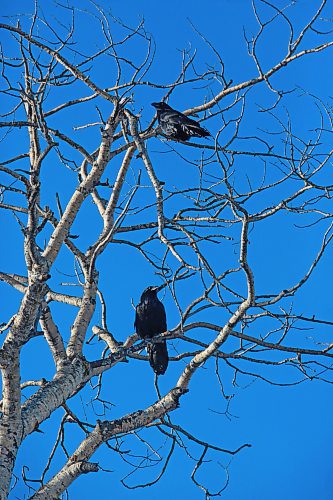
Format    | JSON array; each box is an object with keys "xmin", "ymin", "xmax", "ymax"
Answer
[
  {"xmin": 152, "ymin": 102, "xmax": 210, "ymax": 141},
  {"xmin": 135, "ymin": 286, "xmax": 168, "ymax": 375}
]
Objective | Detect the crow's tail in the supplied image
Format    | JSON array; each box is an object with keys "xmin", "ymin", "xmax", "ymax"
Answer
[{"xmin": 148, "ymin": 340, "xmax": 169, "ymax": 375}]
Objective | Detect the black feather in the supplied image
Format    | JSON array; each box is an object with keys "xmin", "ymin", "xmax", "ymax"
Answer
[
  {"xmin": 152, "ymin": 102, "xmax": 211, "ymax": 141},
  {"xmin": 135, "ymin": 286, "xmax": 169, "ymax": 375},
  {"xmin": 147, "ymin": 341, "xmax": 168, "ymax": 375}
]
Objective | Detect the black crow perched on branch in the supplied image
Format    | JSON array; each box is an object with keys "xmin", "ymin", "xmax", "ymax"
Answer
[
  {"xmin": 152, "ymin": 102, "xmax": 210, "ymax": 141},
  {"xmin": 135, "ymin": 286, "xmax": 169, "ymax": 375}
]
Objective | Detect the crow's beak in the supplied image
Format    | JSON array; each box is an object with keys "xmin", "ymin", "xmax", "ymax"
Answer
[{"xmin": 151, "ymin": 102, "xmax": 158, "ymax": 108}]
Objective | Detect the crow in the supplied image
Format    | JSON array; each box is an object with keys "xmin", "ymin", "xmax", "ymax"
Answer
[
  {"xmin": 135, "ymin": 286, "xmax": 169, "ymax": 375},
  {"xmin": 152, "ymin": 102, "xmax": 210, "ymax": 141}
]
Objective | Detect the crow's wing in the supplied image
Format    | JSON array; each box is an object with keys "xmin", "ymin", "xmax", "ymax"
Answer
[
  {"xmin": 161, "ymin": 110, "xmax": 209, "ymax": 138},
  {"xmin": 159, "ymin": 120, "xmax": 184, "ymax": 138},
  {"xmin": 183, "ymin": 120, "xmax": 210, "ymax": 137},
  {"xmin": 151, "ymin": 300, "xmax": 167, "ymax": 334},
  {"xmin": 135, "ymin": 303, "xmax": 145, "ymax": 338}
]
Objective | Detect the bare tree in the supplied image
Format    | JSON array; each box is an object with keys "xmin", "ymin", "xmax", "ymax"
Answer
[{"xmin": 1, "ymin": 1, "xmax": 333, "ymax": 498}]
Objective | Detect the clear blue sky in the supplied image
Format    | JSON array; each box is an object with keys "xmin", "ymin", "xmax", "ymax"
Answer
[{"xmin": 1, "ymin": 1, "xmax": 333, "ymax": 499}]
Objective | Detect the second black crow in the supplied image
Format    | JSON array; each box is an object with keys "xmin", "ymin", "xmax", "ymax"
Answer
[{"xmin": 152, "ymin": 102, "xmax": 210, "ymax": 141}]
